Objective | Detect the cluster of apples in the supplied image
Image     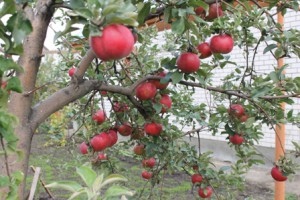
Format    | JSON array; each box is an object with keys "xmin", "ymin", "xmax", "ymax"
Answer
[
  {"xmin": 141, "ymin": 157, "xmax": 156, "ymax": 179},
  {"xmin": 191, "ymin": 167, "xmax": 213, "ymax": 198}
]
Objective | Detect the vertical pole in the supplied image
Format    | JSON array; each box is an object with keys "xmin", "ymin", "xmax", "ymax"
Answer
[{"xmin": 275, "ymin": 11, "xmax": 285, "ymax": 200}]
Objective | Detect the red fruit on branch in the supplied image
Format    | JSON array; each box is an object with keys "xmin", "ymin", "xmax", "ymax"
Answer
[
  {"xmin": 228, "ymin": 104, "xmax": 245, "ymax": 118},
  {"xmin": 159, "ymin": 94, "xmax": 172, "ymax": 113},
  {"xmin": 107, "ymin": 129, "xmax": 118, "ymax": 147},
  {"xmin": 134, "ymin": 144, "xmax": 145, "ymax": 155},
  {"xmin": 210, "ymin": 34, "xmax": 234, "ymax": 54},
  {"xmin": 177, "ymin": 52, "xmax": 200, "ymax": 73},
  {"xmin": 149, "ymin": 71, "xmax": 169, "ymax": 90},
  {"xmin": 229, "ymin": 134, "xmax": 244, "ymax": 145},
  {"xmin": 118, "ymin": 122, "xmax": 133, "ymax": 136},
  {"xmin": 198, "ymin": 186, "xmax": 213, "ymax": 198},
  {"xmin": 79, "ymin": 142, "xmax": 88, "ymax": 154},
  {"xmin": 197, "ymin": 42, "xmax": 212, "ymax": 59},
  {"xmin": 98, "ymin": 153, "xmax": 107, "ymax": 160},
  {"xmin": 144, "ymin": 122, "xmax": 163, "ymax": 136},
  {"xmin": 239, "ymin": 114, "xmax": 249, "ymax": 122},
  {"xmin": 90, "ymin": 134, "xmax": 108, "ymax": 151},
  {"xmin": 191, "ymin": 174, "xmax": 203, "ymax": 184},
  {"xmin": 142, "ymin": 157, "xmax": 156, "ymax": 168},
  {"xmin": 141, "ymin": 171, "xmax": 152, "ymax": 179},
  {"xmin": 271, "ymin": 166, "xmax": 288, "ymax": 182},
  {"xmin": 90, "ymin": 24, "xmax": 134, "ymax": 61},
  {"xmin": 206, "ymin": 3, "xmax": 224, "ymax": 20},
  {"xmin": 113, "ymin": 102, "xmax": 129, "ymax": 113},
  {"xmin": 135, "ymin": 82, "xmax": 157, "ymax": 100},
  {"xmin": 92, "ymin": 110, "xmax": 106, "ymax": 124},
  {"xmin": 68, "ymin": 67, "xmax": 76, "ymax": 77}
]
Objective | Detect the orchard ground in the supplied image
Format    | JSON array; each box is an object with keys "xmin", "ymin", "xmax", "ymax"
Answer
[{"xmin": 27, "ymin": 133, "xmax": 300, "ymax": 200}]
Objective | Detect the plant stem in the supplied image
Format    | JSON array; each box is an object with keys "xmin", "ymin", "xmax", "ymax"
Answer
[{"xmin": 0, "ymin": 136, "xmax": 11, "ymax": 179}]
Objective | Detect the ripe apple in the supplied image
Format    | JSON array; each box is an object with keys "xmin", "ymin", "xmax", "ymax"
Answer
[
  {"xmin": 98, "ymin": 153, "xmax": 107, "ymax": 160},
  {"xmin": 90, "ymin": 24, "xmax": 134, "ymax": 61},
  {"xmin": 210, "ymin": 34, "xmax": 234, "ymax": 54},
  {"xmin": 107, "ymin": 129, "xmax": 118, "ymax": 147},
  {"xmin": 271, "ymin": 166, "xmax": 287, "ymax": 181},
  {"xmin": 239, "ymin": 114, "xmax": 248, "ymax": 122},
  {"xmin": 135, "ymin": 82, "xmax": 157, "ymax": 100},
  {"xmin": 92, "ymin": 110, "xmax": 106, "ymax": 124},
  {"xmin": 118, "ymin": 122, "xmax": 133, "ymax": 136},
  {"xmin": 206, "ymin": 3, "xmax": 224, "ymax": 21},
  {"xmin": 176, "ymin": 52, "xmax": 200, "ymax": 73},
  {"xmin": 159, "ymin": 94, "xmax": 172, "ymax": 113},
  {"xmin": 229, "ymin": 134, "xmax": 244, "ymax": 145},
  {"xmin": 134, "ymin": 144, "xmax": 145, "ymax": 155},
  {"xmin": 100, "ymin": 91, "xmax": 107, "ymax": 96},
  {"xmin": 144, "ymin": 122, "xmax": 163, "ymax": 136},
  {"xmin": 228, "ymin": 104, "xmax": 245, "ymax": 118},
  {"xmin": 195, "ymin": 6, "xmax": 205, "ymax": 16},
  {"xmin": 90, "ymin": 134, "xmax": 108, "ymax": 151},
  {"xmin": 149, "ymin": 71, "xmax": 169, "ymax": 90},
  {"xmin": 198, "ymin": 186, "xmax": 213, "ymax": 198},
  {"xmin": 141, "ymin": 171, "xmax": 152, "ymax": 179},
  {"xmin": 192, "ymin": 165, "xmax": 199, "ymax": 171},
  {"xmin": 113, "ymin": 101, "xmax": 129, "ymax": 113},
  {"xmin": 142, "ymin": 158, "xmax": 156, "ymax": 168},
  {"xmin": 79, "ymin": 142, "xmax": 88, "ymax": 154},
  {"xmin": 68, "ymin": 67, "xmax": 76, "ymax": 77},
  {"xmin": 191, "ymin": 174, "xmax": 203, "ymax": 184},
  {"xmin": 197, "ymin": 42, "xmax": 212, "ymax": 59}
]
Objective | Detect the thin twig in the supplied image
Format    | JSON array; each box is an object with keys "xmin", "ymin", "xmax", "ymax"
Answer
[{"xmin": 0, "ymin": 136, "xmax": 11, "ymax": 179}]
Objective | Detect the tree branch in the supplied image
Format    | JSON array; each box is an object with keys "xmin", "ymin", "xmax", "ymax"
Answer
[{"xmin": 74, "ymin": 49, "xmax": 96, "ymax": 82}]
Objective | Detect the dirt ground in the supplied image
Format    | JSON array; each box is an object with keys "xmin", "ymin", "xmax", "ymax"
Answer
[{"xmin": 28, "ymin": 134, "xmax": 299, "ymax": 200}]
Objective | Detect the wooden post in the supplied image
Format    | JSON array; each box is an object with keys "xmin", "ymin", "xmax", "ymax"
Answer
[{"xmin": 275, "ymin": 11, "xmax": 285, "ymax": 200}]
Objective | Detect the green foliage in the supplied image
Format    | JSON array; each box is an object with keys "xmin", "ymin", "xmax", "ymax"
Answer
[{"xmin": 46, "ymin": 165, "xmax": 134, "ymax": 200}]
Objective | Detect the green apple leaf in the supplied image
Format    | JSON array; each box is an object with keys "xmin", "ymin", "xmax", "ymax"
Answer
[{"xmin": 76, "ymin": 166, "xmax": 97, "ymax": 188}]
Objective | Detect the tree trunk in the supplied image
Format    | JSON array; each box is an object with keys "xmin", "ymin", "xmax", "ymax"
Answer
[{"xmin": 1, "ymin": 1, "xmax": 55, "ymax": 198}]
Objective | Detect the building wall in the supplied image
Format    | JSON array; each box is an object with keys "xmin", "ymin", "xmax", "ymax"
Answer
[{"xmin": 193, "ymin": 11, "xmax": 300, "ymax": 150}]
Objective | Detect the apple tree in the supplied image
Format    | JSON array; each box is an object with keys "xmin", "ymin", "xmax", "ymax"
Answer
[{"xmin": 1, "ymin": 0, "xmax": 300, "ymax": 199}]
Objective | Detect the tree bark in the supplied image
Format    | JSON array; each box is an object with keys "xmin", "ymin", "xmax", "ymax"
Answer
[{"xmin": 4, "ymin": 0, "xmax": 55, "ymax": 198}]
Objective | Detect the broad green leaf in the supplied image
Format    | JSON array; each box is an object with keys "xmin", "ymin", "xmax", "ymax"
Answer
[
  {"xmin": 7, "ymin": 13, "xmax": 32, "ymax": 45},
  {"xmin": 68, "ymin": 188, "xmax": 87, "ymax": 200},
  {"xmin": 160, "ymin": 72, "xmax": 172, "ymax": 84},
  {"xmin": 225, "ymin": 123, "xmax": 235, "ymax": 135},
  {"xmin": 263, "ymin": 44, "xmax": 277, "ymax": 54},
  {"xmin": 92, "ymin": 174, "xmax": 104, "ymax": 193},
  {"xmin": 171, "ymin": 17, "xmax": 186, "ymax": 35},
  {"xmin": 75, "ymin": 8, "xmax": 93, "ymax": 19},
  {"xmin": 171, "ymin": 71, "xmax": 183, "ymax": 84},
  {"xmin": 46, "ymin": 181, "xmax": 82, "ymax": 192},
  {"xmin": 269, "ymin": 71, "xmax": 279, "ymax": 82},
  {"xmin": 251, "ymin": 87, "xmax": 271, "ymax": 99},
  {"xmin": 245, "ymin": 117, "xmax": 256, "ymax": 128},
  {"xmin": 11, "ymin": 171, "xmax": 24, "ymax": 185},
  {"xmin": 76, "ymin": 166, "xmax": 96, "ymax": 188},
  {"xmin": 104, "ymin": 185, "xmax": 134, "ymax": 199},
  {"xmin": 0, "ymin": 176, "xmax": 10, "ymax": 188},
  {"xmin": 68, "ymin": 0, "xmax": 85, "ymax": 9},
  {"xmin": 101, "ymin": 174, "xmax": 127, "ymax": 188},
  {"xmin": 137, "ymin": 2, "xmax": 151, "ymax": 25},
  {"xmin": 0, "ymin": 0, "xmax": 16, "ymax": 17},
  {"xmin": 0, "ymin": 56, "xmax": 23, "ymax": 74},
  {"xmin": 6, "ymin": 77, "xmax": 22, "ymax": 93},
  {"xmin": 153, "ymin": 103, "xmax": 162, "ymax": 114}
]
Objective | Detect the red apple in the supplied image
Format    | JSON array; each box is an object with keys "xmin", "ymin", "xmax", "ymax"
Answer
[
  {"xmin": 197, "ymin": 42, "xmax": 212, "ymax": 59},
  {"xmin": 229, "ymin": 134, "xmax": 244, "ymax": 145},
  {"xmin": 107, "ymin": 129, "xmax": 118, "ymax": 147},
  {"xmin": 79, "ymin": 142, "xmax": 88, "ymax": 154},
  {"xmin": 271, "ymin": 166, "xmax": 288, "ymax": 182},
  {"xmin": 191, "ymin": 174, "xmax": 203, "ymax": 184},
  {"xmin": 90, "ymin": 134, "xmax": 108, "ymax": 151},
  {"xmin": 195, "ymin": 6, "xmax": 205, "ymax": 16},
  {"xmin": 100, "ymin": 91, "xmax": 107, "ymax": 96},
  {"xmin": 144, "ymin": 122, "xmax": 163, "ymax": 136},
  {"xmin": 228, "ymin": 104, "xmax": 245, "ymax": 118},
  {"xmin": 142, "ymin": 158, "xmax": 156, "ymax": 168},
  {"xmin": 68, "ymin": 67, "xmax": 76, "ymax": 77},
  {"xmin": 141, "ymin": 171, "xmax": 152, "ymax": 179},
  {"xmin": 210, "ymin": 34, "xmax": 234, "ymax": 54},
  {"xmin": 90, "ymin": 24, "xmax": 134, "ymax": 61},
  {"xmin": 206, "ymin": 3, "xmax": 223, "ymax": 20},
  {"xmin": 134, "ymin": 144, "xmax": 145, "ymax": 155},
  {"xmin": 239, "ymin": 114, "xmax": 248, "ymax": 122},
  {"xmin": 92, "ymin": 110, "xmax": 106, "ymax": 124},
  {"xmin": 176, "ymin": 52, "xmax": 200, "ymax": 73},
  {"xmin": 198, "ymin": 186, "xmax": 213, "ymax": 198},
  {"xmin": 113, "ymin": 101, "xmax": 129, "ymax": 113},
  {"xmin": 118, "ymin": 122, "xmax": 133, "ymax": 136},
  {"xmin": 159, "ymin": 94, "xmax": 172, "ymax": 113},
  {"xmin": 98, "ymin": 153, "xmax": 107, "ymax": 160},
  {"xmin": 193, "ymin": 165, "xmax": 199, "ymax": 171},
  {"xmin": 135, "ymin": 82, "xmax": 157, "ymax": 100},
  {"xmin": 149, "ymin": 71, "xmax": 169, "ymax": 90}
]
